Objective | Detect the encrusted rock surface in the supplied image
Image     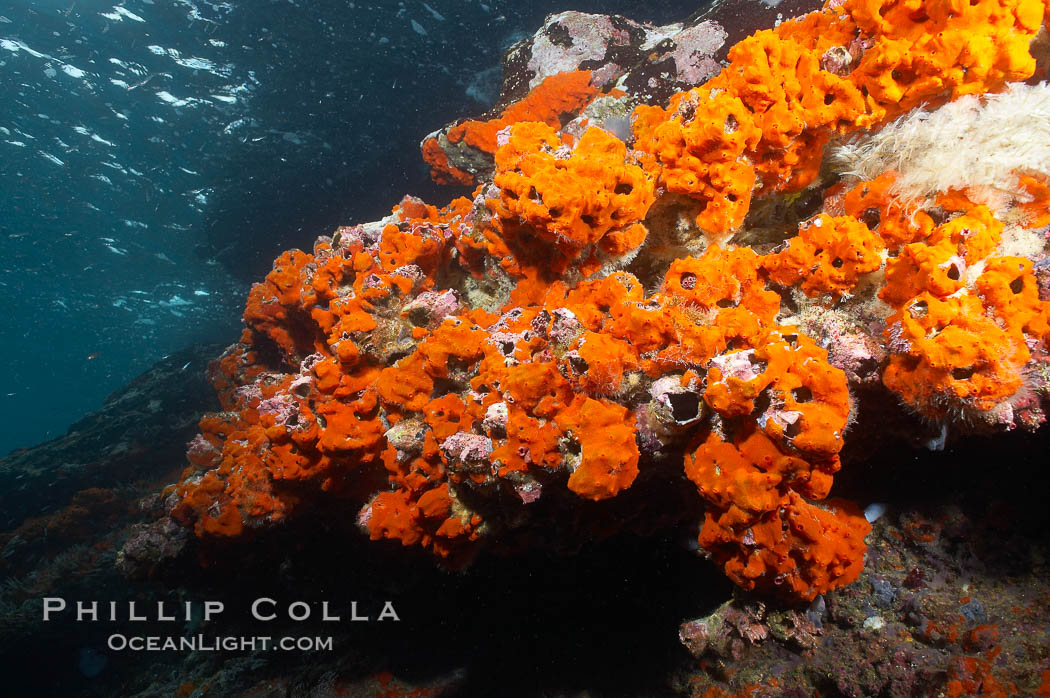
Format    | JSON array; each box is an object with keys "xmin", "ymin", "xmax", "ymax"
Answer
[{"xmin": 5, "ymin": 0, "xmax": 1050, "ymax": 695}]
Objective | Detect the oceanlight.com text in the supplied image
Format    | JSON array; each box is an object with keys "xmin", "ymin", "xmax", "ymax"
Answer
[{"xmin": 106, "ymin": 634, "xmax": 335, "ymax": 652}]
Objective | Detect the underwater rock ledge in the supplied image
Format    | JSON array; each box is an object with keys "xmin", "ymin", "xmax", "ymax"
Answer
[
  {"xmin": 110, "ymin": 0, "xmax": 1050, "ymax": 690},
  {"xmin": 0, "ymin": 343, "xmax": 224, "ymax": 530},
  {"xmin": 148, "ymin": 0, "xmax": 1050, "ymax": 593}
]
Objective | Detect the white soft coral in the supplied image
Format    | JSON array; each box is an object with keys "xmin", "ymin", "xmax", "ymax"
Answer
[{"xmin": 831, "ymin": 81, "xmax": 1050, "ymax": 219}]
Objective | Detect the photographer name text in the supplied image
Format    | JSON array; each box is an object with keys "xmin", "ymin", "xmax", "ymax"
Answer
[{"xmin": 42, "ymin": 597, "xmax": 400, "ymax": 623}]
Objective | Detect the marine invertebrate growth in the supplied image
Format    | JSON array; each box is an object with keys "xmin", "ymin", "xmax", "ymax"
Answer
[
  {"xmin": 479, "ymin": 121, "xmax": 656, "ymax": 278},
  {"xmin": 632, "ymin": 0, "xmax": 1046, "ymax": 236},
  {"xmin": 156, "ymin": 0, "xmax": 1050, "ymax": 606}
]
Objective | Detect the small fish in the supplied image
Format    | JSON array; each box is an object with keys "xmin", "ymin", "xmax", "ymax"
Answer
[
  {"xmin": 85, "ymin": 352, "xmax": 99, "ymax": 360},
  {"xmin": 864, "ymin": 502, "xmax": 888, "ymax": 523}
]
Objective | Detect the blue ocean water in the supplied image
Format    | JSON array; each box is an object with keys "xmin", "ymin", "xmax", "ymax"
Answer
[{"xmin": 0, "ymin": 0, "xmax": 701, "ymax": 456}]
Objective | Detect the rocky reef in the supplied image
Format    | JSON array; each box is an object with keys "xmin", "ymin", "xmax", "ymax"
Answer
[
  {"xmin": 9, "ymin": 0, "xmax": 1050, "ymax": 694},
  {"xmin": 153, "ymin": 0, "xmax": 1050, "ymax": 603},
  {"xmin": 4, "ymin": 343, "xmax": 1049, "ymax": 696}
]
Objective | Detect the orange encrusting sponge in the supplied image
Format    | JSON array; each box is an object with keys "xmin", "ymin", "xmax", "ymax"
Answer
[
  {"xmin": 170, "ymin": 0, "xmax": 1050, "ymax": 604},
  {"xmin": 422, "ymin": 70, "xmax": 601, "ymax": 185},
  {"xmin": 633, "ymin": 0, "xmax": 1044, "ymax": 235},
  {"xmin": 483, "ymin": 122, "xmax": 655, "ymax": 278}
]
